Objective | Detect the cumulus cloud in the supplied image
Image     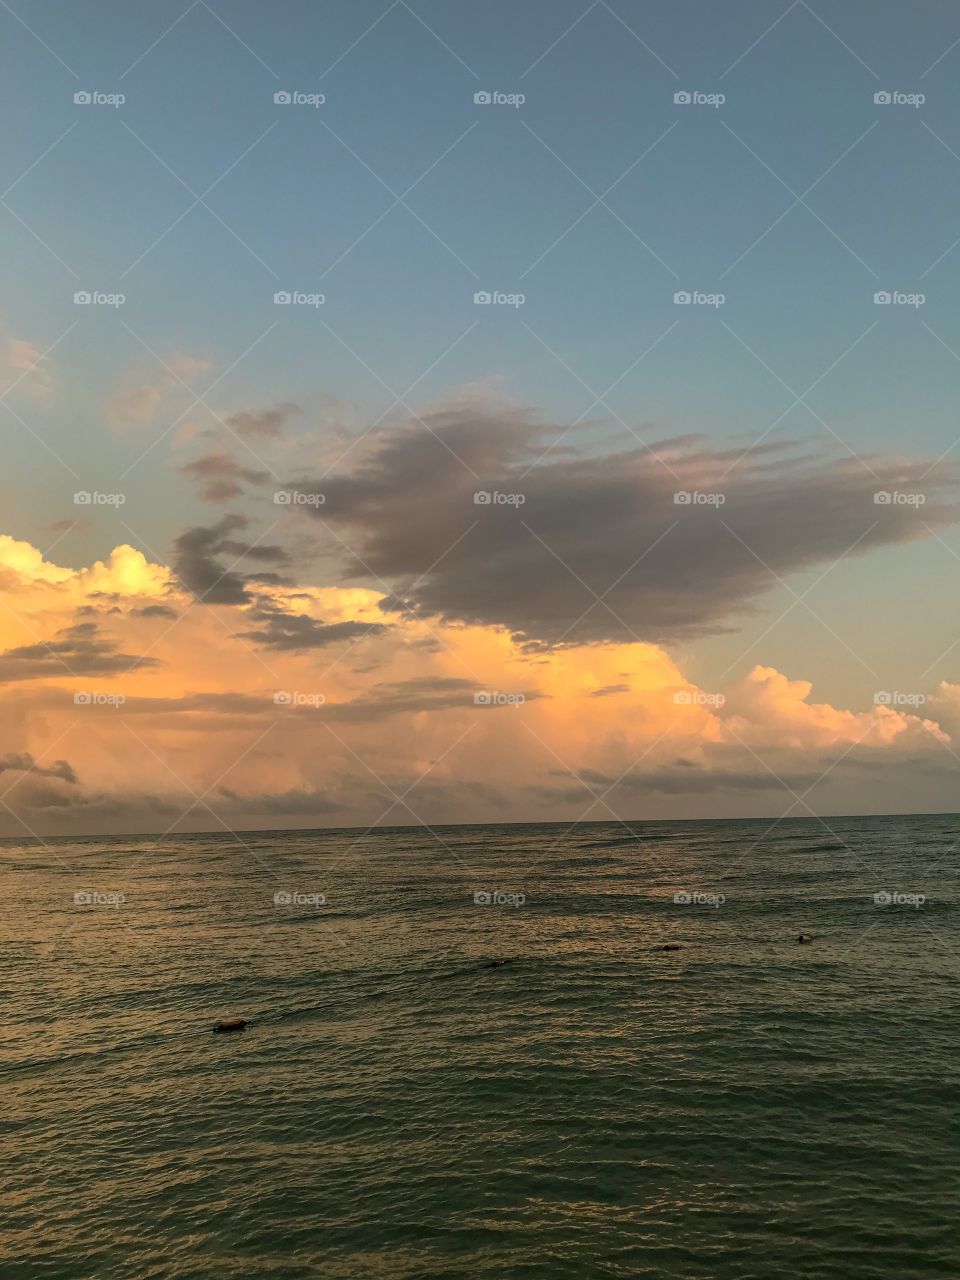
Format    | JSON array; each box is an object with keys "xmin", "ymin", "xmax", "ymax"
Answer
[
  {"xmin": 0, "ymin": 530, "xmax": 955, "ymax": 834},
  {"xmin": 286, "ymin": 397, "xmax": 960, "ymax": 648},
  {"xmin": 0, "ymin": 536, "xmax": 172, "ymax": 598}
]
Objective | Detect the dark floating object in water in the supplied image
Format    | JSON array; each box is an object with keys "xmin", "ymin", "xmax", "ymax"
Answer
[
  {"xmin": 659, "ymin": 943, "xmax": 682, "ymax": 951},
  {"xmin": 797, "ymin": 934, "xmax": 811, "ymax": 944},
  {"xmin": 213, "ymin": 1018, "xmax": 250, "ymax": 1033},
  {"xmin": 484, "ymin": 958, "xmax": 514, "ymax": 969}
]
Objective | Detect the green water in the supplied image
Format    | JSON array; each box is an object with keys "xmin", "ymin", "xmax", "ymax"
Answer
[{"xmin": 3, "ymin": 815, "xmax": 959, "ymax": 1277}]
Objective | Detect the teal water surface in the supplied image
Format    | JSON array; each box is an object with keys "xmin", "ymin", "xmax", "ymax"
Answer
[{"xmin": 3, "ymin": 814, "xmax": 959, "ymax": 1278}]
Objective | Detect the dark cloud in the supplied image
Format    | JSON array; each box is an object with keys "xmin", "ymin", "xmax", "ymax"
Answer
[
  {"xmin": 172, "ymin": 516, "xmax": 289, "ymax": 605},
  {"xmin": 362, "ymin": 777, "xmax": 508, "ymax": 812},
  {"xmin": 244, "ymin": 571, "xmax": 293, "ymax": 586},
  {"xmin": 0, "ymin": 752, "xmax": 76, "ymax": 783},
  {"xmin": 240, "ymin": 598, "xmax": 385, "ymax": 651},
  {"xmin": 17, "ymin": 678, "xmax": 543, "ymax": 726},
  {"xmin": 327, "ymin": 677, "xmax": 544, "ymax": 722},
  {"xmin": 216, "ymin": 785, "xmax": 344, "ymax": 815},
  {"xmin": 589, "ymin": 684, "xmax": 631, "ymax": 698},
  {"xmin": 0, "ymin": 621, "xmax": 160, "ymax": 682},
  {"xmin": 539, "ymin": 738, "xmax": 951, "ymax": 801},
  {"xmin": 286, "ymin": 400, "xmax": 960, "ymax": 647},
  {"xmin": 77, "ymin": 601, "xmax": 121, "ymax": 616},
  {"xmin": 569, "ymin": 765, "xmax": 824, "ymax": 797},
  {"xmin": 12, "ymin": 786, "xmax": 184, "ymax": 818},
  {"xmin": 180, "ymin": 450, "xmax": 270, "ymax": 501},
  {"xmin": 132, "ymin": 604, "xmax": 178, "ymax": 619},
  {"xmin": 226, "ymin": 401, "xmax": 301, "ymax": 439}
]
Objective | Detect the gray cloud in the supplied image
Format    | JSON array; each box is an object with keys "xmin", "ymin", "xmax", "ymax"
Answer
[
  {"xmin": 42, "ymin": 677, "xmax": 542, "ymax": 725},
  {"xmin": 326, "ymin": 676, "xmax": 535, "ymax": 722},
  {"xmin": 132, "ymin": 604, "xmax": 178, "ymax": 619},
  {"xmin": 589, "ymin": 683, "xmax": 631, "ymax": 698},
  {"xmin": 0, "ymin": 621, "xmax": 160, "ymax": 682},
  {"xmin": 226, "ymin": 401, "xmax": 301, "ymax": 439},
  {"xmin": 172, "ymin": 516, "xmax": 290, "ymax": 605},
  {"xmin": 216, "ymin": 785, "xmax": 344, "ymax": 815},
  {"xmin": 240, "ymin": 598, "xmax": 385, "ymax": 651},
  {"xmin": 180, "ymin": 450, "xmax": 269, "ymax": 501},
  {"xmin": 0, "ymin": 751, "xmax": 76, "ymax": 783},
  {"xmin": 565, "ymin": 764, "xmax": 824, "ymax": 797},
  {"xmin": 286, "ymin": 400, "xmax": 960, "ymax": 647}
]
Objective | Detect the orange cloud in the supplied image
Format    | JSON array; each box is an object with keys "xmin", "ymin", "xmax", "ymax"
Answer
[{"xmin": 0, "ymin": 537, "xmax": 952, "ymax": 835}]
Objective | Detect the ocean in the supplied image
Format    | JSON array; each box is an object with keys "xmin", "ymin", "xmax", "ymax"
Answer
[{"xmin": 3, "ymin": 814, "xmax": 958, "ymax": 1278}]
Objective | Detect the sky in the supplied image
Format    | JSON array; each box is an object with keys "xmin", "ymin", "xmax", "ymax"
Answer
[{"xmin": 2, "ymin": 0, "xmax": 960, "ymax": 835}]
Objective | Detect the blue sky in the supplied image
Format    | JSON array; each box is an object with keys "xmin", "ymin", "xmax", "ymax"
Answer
[{"xmin": 3, "ymin": 1, "xmax": 960, "ymax": 823}]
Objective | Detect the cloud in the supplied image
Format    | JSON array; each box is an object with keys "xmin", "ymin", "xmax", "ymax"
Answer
[
  {"xmin": 0, "ymin": 530, "xmax": 955, "ymax": 833},
  {"xmin": 287, "ymin": 396, "xmax": 960, "ymax": 647},
  {"xmin": 106, "ymin": 352, "xmax": 212, "ymax": 428},
  {"xmin": 0, "ymin": 621, "xmax": 160, "ymax": 681},
  {"xmin": 106, "ymin": 382, "xmax": 165, "ymax": 427},
  {"xmin": 325, "ymin": 676, "xmax": 541, "ymax": 722},
  {"xmin": 132, "ymin": 604, "xmax": 178, "ymax": 619},
  {"xmin": 542, "ymin": 763, "xmax": 825, "ymax": 800},
  {"xmin": 721, "ymin": 665, "xmax": 948, "ymax": 750},
  {"xmin": 240, "ymin": 597, "xmax": 385, "ymax": 651},
  {"xmin": 216, "ymin": 785, "xmax": 344, "ymax": 815},
  {"xmin": 172, "ymin": 516, "xmax": 289, "ymax": 605},
  {"xmin": 6, "ymin": 337, "xmax": 53, "ymax": 397},
  {"xmin": 0, "ymin": 538, "xmax": 172, "ymax": 602},
  {"xmin": 226, "ymin": 401, "xmax": 301, "ymax": 439},
  {"xmin": 180, "ymin": 450, "xmax": 270, "ymax": 501},
  {"xmin": 0, "ymin": 751, "xmax": 76, "ymax": 783}
]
